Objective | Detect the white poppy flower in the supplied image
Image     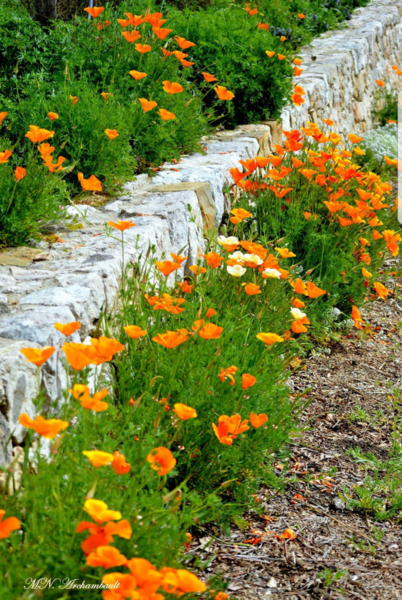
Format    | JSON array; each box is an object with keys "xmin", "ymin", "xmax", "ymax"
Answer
[
  {"xmin": 227, "ymin": 264, "xmax": 247, "ymax": 277},
  {"xmin": 263, "ymin": 268, "xmax": 281, "ymax": 279},
  {"xmin": 291, "ymin": 307, "xmax": 306, "ymax": 320}
]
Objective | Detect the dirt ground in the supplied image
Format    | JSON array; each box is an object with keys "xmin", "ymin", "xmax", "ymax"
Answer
[{"xmin": 188, "ymin": 258, "xmax": 402, "ymax": 599}]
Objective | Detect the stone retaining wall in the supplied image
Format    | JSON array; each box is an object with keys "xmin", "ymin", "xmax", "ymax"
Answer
[
  {"xmin": 282, "ymin": 0, "xmax": 402, "ymax": 135},
  {"xmin": 1, "ymin": 0, "xmax": 402, "ymax": 464}
]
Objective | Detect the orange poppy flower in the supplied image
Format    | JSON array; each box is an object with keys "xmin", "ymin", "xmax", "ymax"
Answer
[
  {"xmin": 242, "ymin": 373, "xmax": 256, "ymax": 389},
  {"xmin": 212, "ymin": 414, "xmax": 249, "ymax": 445},
  {"xmin": 275, "ymin": 247, "xmax": 296, "ymax": 258},
  {"xmin": 362, "ymin": 268, "xmax": 372, "ymax": 278},
  {"xmin": 202, "ymin": 71, "xmax": 218, "ymax": 82},
  {"xmin": 152, "ymin": 330, "xmax": 189, "ymax": 349},
  {"xmin": 0, "ymin": 510, "xmax": 21, "ymax": 540},
  {"xmin": 19, "ymin": 413, "xmax": 69, "ymax": 439},
  {"xmin": 292, "ymin": 93, "xmax": 305, "ymax": 106},
  {"xmin": 201, "ymin": 253, "xmax": 223, "ymax": 270},
  {"xmin": 14, "ymin": 166, "xmax": 26, "ymax": 181},
  {"xmin": 77, "ymin": 519, "xmax": 132, "ymax": 555},
  {"xmin": 47, "ymin": 112, "xmax": 58, "ymax": 121},
  {"xmin": 20, "ymin": 346, "xmax": 55, "ymax": 366},
  {"xmin": 54, "ymin": 321, "xmax": 81, "ymax": 336},
  {"xmin": 297, "ymin": 13, "xmax": 305, "ymax": 18},
  {"xmin": 219, "ymin": 365, "xmax": 238, "ymax": 385},
  {"xmin": 69, "ymin": 385, "xmax": 109, "ymax": 412},
  {"xmin": 63, "ymin": 343, "xmax": 95, "ymax": 370},
  {"xmin": 123, "ymin": 325, "xmax": 147, "ymax": 339},
  {"xmin": 126, "ymin": 13, "xmax": 144, "ymax": 26},
  {"xmin": 83, "ymin": 499, "xmax": 121, "ymax": 524},
  {"xmin": 187, "ymin": 265, "xmax": 205, "ymax": 277},
  {"xmin": 265, "ymin": 51, "xmax": 275, "ymax": 58},
  {"xmin": 373, "ymin": 281, "xmax": 389, "ymax": 300},
  {"xmin": 230, "ymin": 208, "xmax": 253, "ymax": 224},
  {"xmin": 122, "ymin": 30, "xmax": 141, "ymax": 43},
  {"xmin": 348, "ymin": 133, "xmax": 363, "ymax": 144},
  {"xmin": 256, "ymin": 332, "xmax": 284, "ymax": 345},
  {"xmin": 0, "ymin": 111, "xmax": 8, "ymax": 125},
  {"xmin": 108, "ymin": 220, "xmax": 136, "ymax": 230},
  {"xmin": 277, "ymin": 54, "xmax": 286, "ymax": 60},
  {"xmin": 139, "ymin": 98, "xmax": 157, "ymax": 113},
  {"xmin": 38, "ymin": 142, "xmax": 54, "ymax": 156},
  {"xmin": 105, "ymin": 129, "xmax": 119, "ymax": 140},
  {"xmin": 83, "ymin": 450, "xmax": 114, "ymax": 468},
  {"xmin": 243, "ymin": 282, "xmax": 261, "ymax": 296},
  {"xmin": 84, "ymin": 6, "xmax": 105, "ymax": 17},
  {"xmin": 0, "ymin": 150, "xmax": 12, "ymax": 164},
  {"xmin": 78, "ymin": 172, "xmax": 102, "ymax": 192},
  {"xmin": 146, "ymin": 446, "xmax": 176, "ymax": 475},
  {"xmin": 198, "ymin": 323, "xmax": 223, "ymax": 340},
  {"xmin": 306, "ymin": 281, "xmax": 326, "ymax": 298},
  {"xmin": 162, "ymin": 81, "xmax": 183, "ymax": 94},
  {"xmin": 111, "ymin": 451, "xmax": 131, "ymax": 475},
  {"xmin": 292, "ymin": 317, "xmax": 309, "ymax": 333},
  {"xmin": 294, "ymin": 66, "xmax": 303, "ymax": 76},
  {"xmin": 155, "ymin": 260, "xmax": 181, "ymax": 276},
  {"xmin": 130, "ymin": 70, "xmax": 147, "ymax": 80},
  {"xmin": 175, "ymin": 36, "xmax": 196, "ymax": 49},
  {"xmin": 153, "ymin": 27, "xmax": 172, "ymax": 40},
  {"xmin": 101, "ymin": 92, "xmax": 113, "ymax": 102},
  {"xmin": 351, "ymin": 305, "xmax": 364, "ymax": 329},
  {"xmin": 87, "ymin": 546, "xmax": 127, "ymax": 568},
  {"xmin": 158, "ymin": 108, "xmax": 176, "ymax": 121},
  {"xmin": 173, "ymin": 403, "xmax": 197, "ymax": 420},
  {"xmin": 135, "ymin": 44, "xmax": 151, "ymax": 53},
  {"xmin": 383, "ymin": 229, "xmax": 401, "ymax": 256},
  {"xmin": 42, "ymin": 154, "xmax": 65, "ymax": 173},
  {"xmin": 117, "ymin": 18, "xmax": 130, "ymax": 27},
  {"xmin": 246, "ymin": 7, "xmax": 258, "ymax": 15},
  {"xmin": 214, "ymin": 86, "xmax": 234, "ymax": 100},
  {"xmin": 375, "ymin": 79, "xmax": 385, "ymax": 87},
  {"xmin": 258, "ymin": 22, "xmax": 269, "ymax": 30},
  {"xmin": 70, "ymin": 95, "xmax": 79, "ymax": 104},
  {"xmin": 25, "ymin": 125, "xmax": 54, "ymax": 144},
  {"xmin": 250, "ymin": 413, "xmax": 268, "ymax": 428}
]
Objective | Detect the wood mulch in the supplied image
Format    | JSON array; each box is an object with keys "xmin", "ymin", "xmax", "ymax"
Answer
[{"xmin": 188, "ymin": 258, "xmax": 402, "ymax": 599}]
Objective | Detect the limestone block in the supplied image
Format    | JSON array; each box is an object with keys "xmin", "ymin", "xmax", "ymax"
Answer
[
  {"xmin": 0, "ymin": 338, "xmax": 40, "ymax": 464},
  {"xmin": 150, "ymin": 182, "xmax": 216, "ymax": 231}
]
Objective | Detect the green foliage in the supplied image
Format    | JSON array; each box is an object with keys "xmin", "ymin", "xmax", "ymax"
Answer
[
  {"xmin": 343, "ymin": 391, "xmax": 402, "ymax": 522},
  {"xmin": 164, "ymin": 3, "xmax": 294, "ymax": 127},
  {"xmin": 0, "ymin": 136, "xmax": 68, "ymax": 247},
  {"xmin": 373, "ymin": 88, "xmax": 398, "ymax": 127}
]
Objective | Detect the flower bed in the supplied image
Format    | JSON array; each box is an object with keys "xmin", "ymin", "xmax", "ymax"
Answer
[{"xmin": 0, "ymin": 118, "xmax": 399, "ymax": 598}]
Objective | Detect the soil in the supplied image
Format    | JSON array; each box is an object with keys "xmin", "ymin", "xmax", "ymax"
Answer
[{"xmin": 188, "ymin": 258, "xmax": 402, "ymax": 599}]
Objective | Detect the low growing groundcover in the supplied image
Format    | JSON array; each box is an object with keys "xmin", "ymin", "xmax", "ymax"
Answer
[{"xmin": 0, "ymin": 118, "xmax": 400, "ymax": 599}]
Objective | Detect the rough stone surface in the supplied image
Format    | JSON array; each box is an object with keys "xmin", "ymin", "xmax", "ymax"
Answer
[{"xmin": 282, "ymin": 0, "xmax": 402, "ymax": 136}]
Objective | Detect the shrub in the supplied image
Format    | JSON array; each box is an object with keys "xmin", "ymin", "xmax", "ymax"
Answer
[{"xmin": 164, "ymin": 3, "xmax": 294, "ymax": 127}]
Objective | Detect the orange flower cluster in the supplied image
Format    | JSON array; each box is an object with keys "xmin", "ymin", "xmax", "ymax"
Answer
[
  {"xmin": 69, "ymin": 385, "xmax": 109, "ymax": 411},
  {"xmin": 63, "ymin": 336, "xmax": 125, "ymax": 370},
  {"xmin": 145, "ymin": 293, "xmax": 186, "ymax": 314}
]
